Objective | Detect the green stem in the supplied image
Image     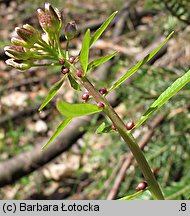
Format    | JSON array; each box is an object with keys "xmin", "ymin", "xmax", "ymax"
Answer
[
  {"xmin": 65, "ymin": 40, "xmax": 70, "ymax": 60},
  {"xmin": 80, "ymin": 76, "xmax": 165, "ymax": 200}
]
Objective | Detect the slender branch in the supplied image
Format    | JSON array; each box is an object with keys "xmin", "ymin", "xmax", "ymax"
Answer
[
  {"xmin": 107, "ymin": 114, "xmax": 165, "ymax": 200},
  {"xmin": 80, "ymin": 76, "xmax": 164, "ymax": 200}
]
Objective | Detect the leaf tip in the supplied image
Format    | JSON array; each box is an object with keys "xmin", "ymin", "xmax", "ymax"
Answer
[
  {"xmin": 38, "ymin": 107, "xmax": 43, "ymax": 112},
  {"xmin": 41, "ymin": 147, "xmax": 45, "ymax": 151}
]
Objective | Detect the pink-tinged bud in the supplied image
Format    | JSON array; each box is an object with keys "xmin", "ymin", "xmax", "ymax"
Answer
[
  {"xmin": 135, "ymin": 181, "xmax": 147, "ymax": 191},
  {"xmin": 97, "ymin": 102, "xmax": 104, "ymax": 108},
  {"xmin": 37, "ymin": 3, "xmax": 62, "ymax": 34},
  {"xmin": 69, "ymin": 56, "xmax": 75, "ymax": 64},
  {"xmin": 76, "ymin": 68, "xmax": 83, "ymax": 78},
  {"xmin": 45, "ymin": 3, "xmax": 62, "ymax": 31},
  {"xmin": 37, "ymin": 9, "xmax": 49, "ymax": 32},
  {"xmin": 99, "ymin": 87, "xmax": 107, "ymax": 95},
  {"xmin": 61, "ymin": 67, "xmax": 69, "ymax": 74},
  {"xmin": 4, "ymin": 46, "xmax": 29, "ymax": 60},
  {"xmin": 15, "ymin": 27, "xmax": 38, "ymax": 45},
  {"xmin": 65, "ymin": 21, "xmax": 77, "ymax": 40},
  {"xmin": 111, "ymin": 125, "xmax": 116, "ymax": 130},
  {"xmin": 82, "ymin": 92, "xmax": 90, "ymax": 100},
  {"xmin": 59, "ymin": 58, "xmax": 65, "ymax": 65},
  {"xmin": 126, "ymin": 121, "xmax": 135, "ymax": 130},
  {"xmin": 5, "ymin": 59, "xmax": 32, "ymax": 70}
]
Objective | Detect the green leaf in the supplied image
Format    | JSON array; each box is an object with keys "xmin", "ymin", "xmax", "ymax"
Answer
[
  {"xmin": 68, "ymin": 74, "xmax": 81, "ymax": 91},
  {"xmin": 90, "ymin": 11, "xmax": 118, "ymax": 47},
  {"xmin": 96, "ymin": 122, "xmax": 106, "ymax": 134},
  {"xmin": 87, "ymin": 51, "xmax": 118, "ymax": 71},
  {"xmin": 39, "ymin": 76, "xmax": 66, "ymax": 111},
  {"xmin": 57, "ymin": 100, "xmax": 101, "ymax": 117},
  {"xmin": 80, "ymin": 29, "xmax": 91, "ymax": 74},
  {"xmin": 135, "ymin": 69, "xmax": 190, "ymax": 129},
  {"xmin": 41, "ymin": 117, "xmax": 72, "ymax": 151},
  {"xmin": 165, "ymin": 178, "xmax": 190, "ymax": 200},
  {"xmin": 96, "ymin": 122, "xmax": 115, "ymax": 134},
  {"xmin": 109, "ymin": 31, "xmax": 174, "ymax": 92},
  {"xmin": 118, "ymin": 189, "xmax": 147, "ymax": 200}
]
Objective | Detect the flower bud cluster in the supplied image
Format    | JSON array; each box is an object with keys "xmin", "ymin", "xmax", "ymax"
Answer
[{"xmin": 4, "ymin": 3, "xmax": 64, "ymax": 70}]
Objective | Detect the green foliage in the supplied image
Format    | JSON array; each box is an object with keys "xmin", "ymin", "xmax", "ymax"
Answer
[
  {"xmin": 68, "ymin": 75, "xmax": 81, "ymax": 91},
  {"xmin": 165, "ymin": 178, "xmax": 190, "ymax": 200},
  {"xmin": 157, "ymin": 0, "xmax": 190, "ymax": 24},
  {"xmin": 80, "ymin": 29, "xmax": 91, "ymax": 74},
  {"xmin": 38, "ymin": 76, "xmax": 66, "ymax": 111},
  {"xmin": 87, "ymin": 52, "xmax": 118, "ymax": 71},
  {"xmin": 109, "ymin": 31, "xmax": 174, "ymax": 92},
  {"xmin": 41, "ymin": 117, "xmax": 72, "ymax": 151},
  {"xmin": 118, "ymin": 189, "xmax": 148, "ymax": 200},
  {"xmin": 57, "ymin": 100, "xmax": 101, "ymax": 117},
  {"xmin": 89, "ymin": 11, "xmax": 118, "ymax": 47},
  {"xmin": 96, "ymin": 122, "xmax": 115, "ymax": 134},
  {"xmin": 135, "ymin": 69, "xmax": 190, "ymax": 128}
]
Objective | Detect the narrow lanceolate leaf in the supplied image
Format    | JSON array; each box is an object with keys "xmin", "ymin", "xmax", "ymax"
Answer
[
  {"xmin": 109, "ymin": 31, "xmax": 174, "ymax": 92},
  {"xmin": 80, "ymin": 29, "xmax": 90, "ymax": 74},
  {"xmin": 87, "ymin": 51, "xmax": 118, "ymax": 71},
  {"xmin": 68, "ymin": 74, "xmax": 81, "ymax": 91},
  {"xmin": 90, "ymin": 11, "xmax": 118, "ymax": 47},
  {"xmin": 57, "ymin": 100, "xmax": 101, "ymax": 117},
  {"xmin": 96, "ymin": 122, "xmax": 115, "ymax": 134},
  {"xmin": 39, "ymin": 76, "xmax": 66, "ymax": 111},
  {"xmin": 118, "ymin": 189, "xmax": 147, "ymax": 200},
  {"xmin": 41, "ymin": 117, "xmax": 72, "ymax": 151},
  {"xmin": 135, "ymin": 69, "xmax": 190, "ymax": 129}
]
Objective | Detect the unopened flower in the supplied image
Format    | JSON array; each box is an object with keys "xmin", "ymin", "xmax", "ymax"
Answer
[
  {"xmin": 4, "ymin": 45, "xmax": 30, "ymax": 60},
  {"xmin": 65, "ymin": 21, "xmax": 77, "ymax": 40},
  {"xmin": 37, "ymin": 3, "xmax": 62, "ymax": 34},
  {"xmin": 5, "ymin": 59, "xmax": 32, "ymax": 70},
  {"xmin": 15, "ymin": 27, "xmax": 39, "ymax": 46},
  {"xmin": 5, "ymin": 3, "xmax": 64, "ymax": 70},
  {"xmin": 11, "ymin": 37, "xmax": 28, "ymax": 47}
]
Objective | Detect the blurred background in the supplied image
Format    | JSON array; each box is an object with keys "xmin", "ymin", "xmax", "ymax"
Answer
[{"xmin": 0, "ymin": 0, "xmax": 190, "ymax": 200}]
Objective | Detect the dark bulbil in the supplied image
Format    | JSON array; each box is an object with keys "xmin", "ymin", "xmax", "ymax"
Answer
[
  {"xmin": 59, "ymin": 58, "xmax": 65, "ymax": 65},
  {"xmin": 82, "ymin": 92, "xmax": 90, "ymax": 101},
  {"xmin": 69, "ymin": 56, "xmax": 75, "ymax": 64},
  {"xmin": 61, "ymin": 66, "xmax": 69, "ymax": 74},
  {"xmin": 97, "ymin": 102, "xmax": 104, "ymax": 108},
  {"xmin": 99, "ymin": 87, "xmax": 107, "ymax": 95},
  {"xmin": 126, "ymin": 120, "xmax": 135, "ymax": 130},
  {"xmin": 76, "ymin": 68, "xmax": 83, "ymax": 78},
  {"xmin": 135, "ymin": 181, "xmax": 148, "ymax": 191},
  {"xmin": 111, "ymin": 125, "xmax": 116, "ymax": 130}
]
